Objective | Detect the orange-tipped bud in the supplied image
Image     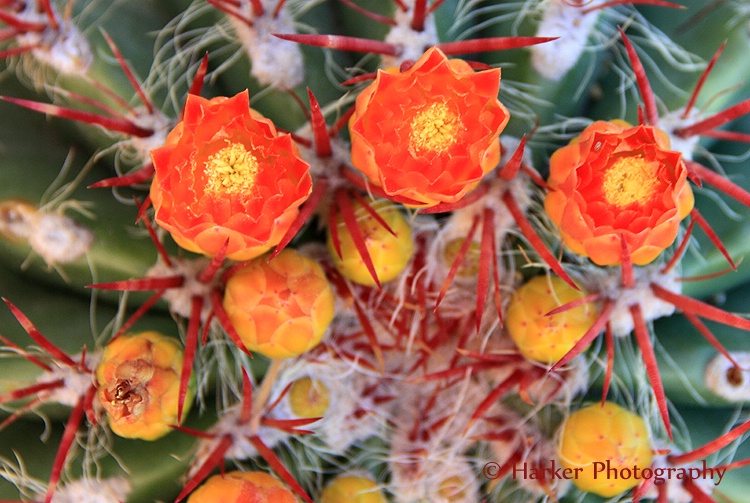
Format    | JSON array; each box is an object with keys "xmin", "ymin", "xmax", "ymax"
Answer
[
  {"xmin": 557, "ymin": 402, "xmax": 653, "ymax": 497},
  {"xmin": 186, "ymin": 471, "xmax": 299, "ymax": 502},
  {"xmin": 327, "ymin": 198, "xmax": 414, "ymax": 286},
  {"xmin": 288, "ymin": 377, "xmax": 330, "ymax": 418},
  {"xmin": 96, "ymin": 331, "xmax": 193, "ymax": 440},
  {"xmin": 506, "ymin": 275, "xmax": 598, "ymax": 364},
  {"xmin": 319, "ymin": 474, "xmax": 387, "ymax": 503},
  {"xmin": 223, "ymin": 248, "xmax": 335, "ymax": 359}
]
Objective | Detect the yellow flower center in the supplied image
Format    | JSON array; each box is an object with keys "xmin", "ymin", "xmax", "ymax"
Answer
[
  {"xmin": 602, "ymin": 155, "xmax": 658, "ymax": 207},
  {"xmin": 204, "ymin": 142, "xmax": 259, "ymax": 195},
  {"xmin": 409, "ymin": 102, "xmax": 461, "ymax": 154}
]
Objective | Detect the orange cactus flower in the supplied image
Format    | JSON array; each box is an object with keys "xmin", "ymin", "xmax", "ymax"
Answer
[
  {"xmin": 348, "ymin": 47, "xmax": 510, "ymax": 208},
  {"xmin": 150, "ymin": 90, "xmax": 312, "ymax": 261},
  {"xmin": 222, "ymin": 248, "xmax": 335, "ymax": 359},
  {"xmin": 545, "ymin": 120, "xmax": 694, "ymax": 266},
  {"xmin": 187, "ymin": 471, "xmax": 299, "ymax": 503},
  {"xmin": 96, "ymin": 331, "xmax": 193, "ymax": 441}
]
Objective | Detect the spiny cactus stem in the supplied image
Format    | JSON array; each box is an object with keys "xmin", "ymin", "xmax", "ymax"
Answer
[
  {"xmin": 333, "ymin": 189, "xmax": 382, "ymax": 288},
  {"xmin": 700, "ymin": 130, "xmax": 750, "ymax": 142},
  {"xmin": 274, "ymin": 33, "xmax": 401, "ymax": 56},
  {"xmin": 3, "ymin": 298, "xmax": 77, "ymax": 368},
  {"xmin": 0, "ymin": 43, "xmax": 39, "ymax": 58},
  {"xmin": 682, "ymin": 41, "xmax": 726, "ymax": 120},
  {"xmin": 476, "ymin": 207, "xmax": 500, "ymax": 331},
  {"xmin": 45, "ymin": 395, "xmax": 86, "ymax": 503},
  {"xmin": 101, "ymin": 31, "xmax": 155, "ymax": 115},
  {"xmin": 545, "ymin": 293, "xmax": 603, "ymax": 317},
  {"xmin": 410, "ymin": 0, "xmax": 427, "ymax": 32},
  {"xmin": 501, "ymin": 190, "xmax": 577, "ymax": 290},
  {"xmin": 683, "ymin": 312, "xmax": 740, "ymax": 368},
  {"xmin": 339, "ymin": 0, "xmax": 396, "ymax": 26},
  {"xmin": 174, "ymin": 435, "xmax": 233, "ymax": 503},
  {"xmin": 0, "ymin": 9, "xmax": 45, "ymax": 31},
  {"xmin": 0, "ymin": 96, "xmax": 154, "ymax": 137},
  {"xmin": 550, "ymin": 299, "xmax": 616, "ymax": 372},
  {"xmin": 686, "ymin": 160, "xmax": 750, "ymax": 208},
  {"xmin": 669, "ymin": 418, "xmax": 750, "ymax": 465},
  {"xmin": 434, "ymin": 214, "xmax": 480, "ymax": 311},
  {"xmin": 0, "ymin": 333, "xmax": 52, "ymax": 371},
  {"xmin": 247, "ymin": 435, "xmax": 313, "ymax": 503},
  {"xmin": 112, "ymin": 291, "xmax": 166, "ymax": 340},
  {"xmin": 270, "ymin": 179, "xmax": 328, "ymax": 260},
  {"xmin": 88, "ymin": 163, "xmax": 155, "ymax": 188},
  {"xmin": 209, "ymin": 290, "xmax": 253, "ymax": 356},
  {"xmin": 630, "ymin": 303, "xmax": 672, "ymax": 439},
  {"xmin": 436, "ymin": 36, "xmax": 559, "ymax": 56},
  {"xmin": 307, "ymin": 88, "xmax": 332, "ymax": 158},
  {"xmin": 675, "ymin": 97, "xmax": 750, "ymax": 138},
  {"xmin": 661, "ymin": 219, "xmax": 695, "ymax": 274},
  {"xmin": 177, "ymin": 295, "xmax": 202, "ymax": 423},
  {"xmin": 651, "ymin": 283, "xmax": 750, "ymax": 331},
  {"xmin": 0, "ymin": 379, "xmax": 64, "ymax": 403},
  {"xmin": 690, "ymin": 208, "xmax": 736, "ymax": 269},
  {"xmin": 618, "ymin": 27, "xmax": 659, "ymax": 126},
  {"xmin": 466, "ymin": 368, "xmax": 525, "ymax": 433}
]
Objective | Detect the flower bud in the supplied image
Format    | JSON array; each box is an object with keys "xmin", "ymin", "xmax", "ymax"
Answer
[
  {"xmin": 223, "ymin": 248, "xmax": 335, "ymax": 359},
  {"xmin": 319, "ymin": 474, "xmax": 387, "ymax": 503},
  {"xmin": 187, "ymin": 471, "xmax": 298, "ymax": 502},
  {"xmin": 557, "ymin": 402, "xmax": 653, "ymax": 497},
  {"xmin": 327, "ymin": 198, "xmax": 414, "ymax": 286},
  {"xmin": 506, "ymin": 275, "xmax": 598, "ymax": 364},
  {"xmin": 288, "ymin": 377, "xmax": 330, "ymax": 418}
]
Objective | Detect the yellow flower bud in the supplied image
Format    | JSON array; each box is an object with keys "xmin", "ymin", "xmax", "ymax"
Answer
[
  {"xmin": 506, "ymin": 275, "xmax": 598, "ymax": 364},
  {"xmin": 96, "ymin": 331, "xmax": 192, "ymax": 441},
  {"xmin": 187, "ymin": 471, "xmax": 299, "ymax": 503},
  {"xmin": 288, "ymin": 377, "xmax": 330, "ymax": 418},
  {"xmin": 319, "ymin": 474, "xmax": 387, "ymax": 503},
  {"xmin": 223, "ymin": 248, "xmax": 335, "ymax": 359},
  {"xmin": 557, "ymin": 402, "xmax": 653, "ymax": 497},
  {"xmin": 327, "ymin": 198, "xmax": 414, "ymax": 286}
]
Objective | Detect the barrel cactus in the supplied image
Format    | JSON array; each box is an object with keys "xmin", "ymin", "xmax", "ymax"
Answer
[{"xmin": 1, "ymin": 0, "xmax": 750, "ymax": 502}]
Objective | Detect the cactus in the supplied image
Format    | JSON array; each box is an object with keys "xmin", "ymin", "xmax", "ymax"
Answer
[{"xmin": 1, "ymin": 0, "xmax": 750, "ymax": 502}]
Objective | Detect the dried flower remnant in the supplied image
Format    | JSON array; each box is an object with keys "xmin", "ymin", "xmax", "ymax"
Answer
[
  {"xmin": 545, "ymin": 120, "xmax": 694, "ymax": 266},
  {"xmin": 149, "ymin": 90, "xmax": 312, "ymax": 261},
  {"xmin": 558, "ymin": 402, "xmax": 653, "ymax": 497},
  {"xmin": 186, "ymin": 470, "xmax": 299, "ymax": 503},
  {"xmin": 348, "ymin": 47, "xmax": 510, "ymax": 208},
  {"xmin": 506, "ymin": 275, "xmax": 598, "ymax": 364},
  {"xmin": 96, "ymin": 331, "xmax": 192, "ymax": 440},
  {"xmin": 223, "ymin": 248, "xmax": 335, "ymax": 359}
]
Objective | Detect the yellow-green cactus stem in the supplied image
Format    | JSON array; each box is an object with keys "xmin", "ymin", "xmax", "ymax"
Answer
[
  {"xmin": 505, "ymin": 275, "xmax": 598, "ymax": 364},
  {"xmin": 327, "ymin": 198, "xmax": 414, "ymax": 287},
  {"xmin": 557, "ymin": 402, "xmax": 653, "ymax": 497},
  {"xmin": 96, "ymin": 331, "xmax": 193, "ymax": 441},
  {"xmin": 186, "ymin": 471, "xmax": 299, "ymax": 503},
  {"xmin": 288, "ymin": 376, "xmax": 330, "ymax": 418},
  {"xmin": 319, "ymin": 474, "xmax": 387, "ymax": 503},
  {"xmin": 223, "ymin": 248, "xmax": 335, "ymax": 359}
]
